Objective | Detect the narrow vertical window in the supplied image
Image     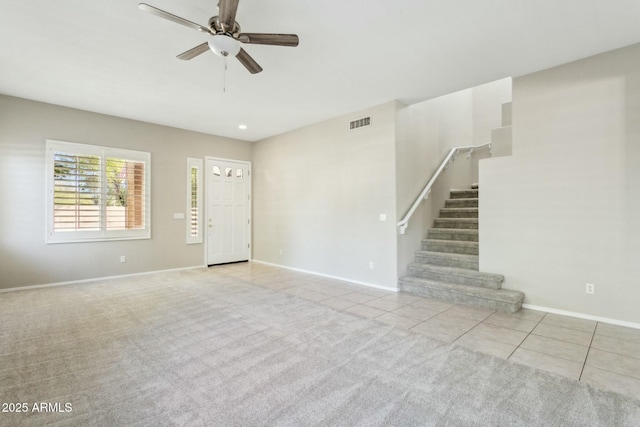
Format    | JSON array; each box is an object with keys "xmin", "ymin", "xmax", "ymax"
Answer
[{"xmin": 186, "ymin": 157, "xmax": 203, "ymax": 244}]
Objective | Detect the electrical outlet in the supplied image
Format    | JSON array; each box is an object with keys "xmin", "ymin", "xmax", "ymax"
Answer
[
  {"xmin": 586, "ymin": 283, "xmax": 595, "ymax": 294},
  {"xmin": 120, "ymin": 256, "xmax": 126, "ymax": 263},
  {"xmin": 279, "ymin": 249, "xmax": 283, "ymax": 255},
  {"xmin": 369, "ymin": 261, "xmax": 374, "ymax": 270}
]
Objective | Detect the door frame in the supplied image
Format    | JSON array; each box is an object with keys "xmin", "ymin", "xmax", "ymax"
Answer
[{"xmin": 204, "ymin": 156, "xmax": 252, "ymax": 266}]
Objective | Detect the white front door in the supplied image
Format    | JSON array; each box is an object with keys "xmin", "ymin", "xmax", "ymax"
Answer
[{"xmin": 205, "ymin": 157, "xmax": 251, "ymax": 265}]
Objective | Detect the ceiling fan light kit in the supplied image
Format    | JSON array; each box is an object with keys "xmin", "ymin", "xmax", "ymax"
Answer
[
  {"xmin": 209, "ymin": 35, "xmax": 240, "ymax": 57},
  {"xmin": 138, "ymin": 1, "xmax": 299, "ymax": 74}
]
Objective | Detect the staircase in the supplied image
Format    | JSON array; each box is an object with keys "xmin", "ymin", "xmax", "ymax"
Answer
[{"xmin": 399, "ymin": 184, "xmax": 524, "ymax": 313}]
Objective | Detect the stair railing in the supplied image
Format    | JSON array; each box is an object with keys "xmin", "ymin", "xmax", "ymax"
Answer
[{"xmin": 397, "ymin": 142, "xmax": 491, "ymax": 235}]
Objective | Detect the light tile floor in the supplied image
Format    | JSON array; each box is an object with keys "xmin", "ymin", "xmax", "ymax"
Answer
[{"xmin": 212, "ymin": 262, "xmax": 640, "ymax": 401}]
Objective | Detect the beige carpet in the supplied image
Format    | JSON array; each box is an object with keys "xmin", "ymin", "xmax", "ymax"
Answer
[{"xmin": 1, "ymin": 264, "xmax": 639, "ymax": 426}]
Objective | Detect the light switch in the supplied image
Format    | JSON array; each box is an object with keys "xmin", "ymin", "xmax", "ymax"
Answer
[{"xmin": 379, "ymin": 214, "xmax": 387, "ymax": 222}]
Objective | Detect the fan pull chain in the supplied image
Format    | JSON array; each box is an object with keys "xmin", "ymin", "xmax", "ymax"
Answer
[{"xmin": 223, "ymin": 56, "xmax": 228, "ymax": 93}]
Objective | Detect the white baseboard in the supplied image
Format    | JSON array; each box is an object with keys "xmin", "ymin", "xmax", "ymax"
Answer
[
  {"xmin": 522, "ymin": 304, "xmax": 640, "ymax": 330},
  {"xmin": 0, "ymin": 265, "xmax": 206, "ymax": 294},
  {"xmin": 251, "ymin": 259, "xmax": 398, "ymax": 292}
]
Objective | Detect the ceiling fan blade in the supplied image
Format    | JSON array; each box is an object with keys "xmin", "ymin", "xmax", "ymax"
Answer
[
  {"xmin": 238, "ymin": 33, "xmax": 299, "ymax": 47},
  {"xmin": 138, "ymin": 3, "xmax": 211, "ymax": 34},
  {"xmin": 176, "ymin": 42, "xmax": 210, "ymax": 60},
  {"xmin": 218, "ymin": 0, "xmax": 240, "ymax": 33},
  {"xmin": 236, "ymin": 48, "xmax": 263, "ymax": 74}
]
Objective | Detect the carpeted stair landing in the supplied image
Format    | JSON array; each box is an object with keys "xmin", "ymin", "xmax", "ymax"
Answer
[{"xmin": 399, "ymin": 184, "xmax": 525, "ymax": 313}]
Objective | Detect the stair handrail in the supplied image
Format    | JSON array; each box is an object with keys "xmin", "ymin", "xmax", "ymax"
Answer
[{"xmin": 397, "ymin": 142, "xmax": 492, "ymax": 235}]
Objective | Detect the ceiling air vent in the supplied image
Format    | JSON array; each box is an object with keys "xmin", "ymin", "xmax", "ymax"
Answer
[{"xmin": 350, "ymin": 117, "xmax": 371, "ymax": 130}]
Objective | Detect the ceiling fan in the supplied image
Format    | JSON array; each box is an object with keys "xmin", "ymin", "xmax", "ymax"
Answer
[{"xmin": 138, "ymin": 0, "xmax": 299, "ymax": 74}]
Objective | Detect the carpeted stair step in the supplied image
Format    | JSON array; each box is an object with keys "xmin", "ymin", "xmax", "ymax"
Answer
[
  {"xmin": 439, "ymin": 207, "xmax": 478, "ymax": 218},
  {"xmin": 434, "ymin": 218, "xmax": 478, "ymax": 229},
  {"xmin": 399, "ymin": 276, "xmax": 524, "ymax": 313},
  {"xmin": 444, "ymin": 198, "xmax": 478, "ymax": 208},
  {"xmin": 415, "ymin": 251, "xmax": 479, "ymax": 270},
  {"xmin": 407, "ymin": 263, "xmax": 503, "ymax": 289},
  {"xmin": 423, "ymin": 239, "xmax": 479, "ymax": 255},
  {"xmin": 450, "ymin": 189, "xmax": 478, "ymax": 199},
  {"xmin": 398, "ymin": 183, "xmax": 525, "ymax": 313},
  {"xmin": 427, "ymin": 228, "xmax": 478, "ymax": 242},
  {"xmin": 471, "ymin": 183, "xmax": 479, "ymax": 189}
]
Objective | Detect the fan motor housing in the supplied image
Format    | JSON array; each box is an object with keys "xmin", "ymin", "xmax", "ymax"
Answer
[{"xmin": 208, "ymin": 16, "xmax": 240, "ymax": 36}]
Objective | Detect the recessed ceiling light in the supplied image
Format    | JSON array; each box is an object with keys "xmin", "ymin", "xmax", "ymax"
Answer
[{"xmin": 238, "ymin": 124, "xmax": 248, "ymax": 130}]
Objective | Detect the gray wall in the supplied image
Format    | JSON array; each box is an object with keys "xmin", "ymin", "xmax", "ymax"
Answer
[
  {"xmin": 0, "ymin": 95, "xmax": 251, "ymax": 289},
  {"xmin": 480, "ymin": 43, "xmax": 640, "ymax": 324},
  {"xmin": 252, "ymin": 102, "xmax": 399, "ymax": 289},
  {"xmin": 251, "ymin": 82, "xmax": 510, "ymax": 289}
]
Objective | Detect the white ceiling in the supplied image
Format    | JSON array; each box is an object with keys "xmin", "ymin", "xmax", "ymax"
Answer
[{"xmin": 1, "ymin": 0, "xmax": 640, "ymax": 142}]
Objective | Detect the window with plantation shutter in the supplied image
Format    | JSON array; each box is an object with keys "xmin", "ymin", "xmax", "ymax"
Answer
[
  {"xmin": 52, "ymin": 152, "xmax": 102, "ymax": 231},
  {"xmin": 186, "ymin": 157, "xmax": 202, "ymax": 244},
  {"xmin": 46, "ymin": 140, "xmax": 151, "ymax": 243},
  {"xmin": 106, "ymin": 157, "xmax": 145, "ymax": 231}
]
